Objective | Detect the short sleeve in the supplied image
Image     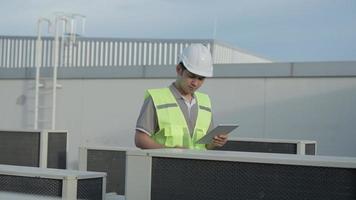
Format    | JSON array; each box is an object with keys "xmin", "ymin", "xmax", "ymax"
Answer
[
  {"xmin": 208, "ymin": 114, "xmax": 214, "ymax": 132},
  {"xmin": 135, "ymin": 96, "xmax": 159, "ymax": 136}
]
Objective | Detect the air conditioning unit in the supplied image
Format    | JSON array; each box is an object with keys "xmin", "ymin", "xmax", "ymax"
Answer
[
  {"xmin": 0, "ymin": 164, "xmax": 106, "ymax": 200},
  {"xmin": 215, "ymin": 137, "xmax": 317, "ymax": 155},
  {"xmin": 126, "ymin": 149, "xmax": 356, "ymax": 200},
  {"xmin": 79, "ymin": 146, "xmax": 136, "ymax": 197},
  {"xmin": 0, "ymin": 129, "xmax": 67, "ymax": 169}
]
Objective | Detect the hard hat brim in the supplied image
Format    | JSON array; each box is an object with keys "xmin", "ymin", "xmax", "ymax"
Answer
[{"xmin": 180, "ymin": 60, "xmax": 213, "ymax": 77}]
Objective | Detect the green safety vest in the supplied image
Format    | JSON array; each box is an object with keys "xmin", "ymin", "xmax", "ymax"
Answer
[{"xmin": 145, "ymin": 88, "xmax": 212, "ymax": 150}]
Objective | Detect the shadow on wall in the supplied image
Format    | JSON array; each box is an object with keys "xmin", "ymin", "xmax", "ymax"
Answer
[
  {"xmin": 20, "ymin": 80, "xmax": 34, "ymax": 129},
  {"xmin": 217, "ymin": 86, "xmax": 356, "ymax": 157},
  {"xmin": 20, "ymin": 79, "xmax": 54, "ymax": 130}
]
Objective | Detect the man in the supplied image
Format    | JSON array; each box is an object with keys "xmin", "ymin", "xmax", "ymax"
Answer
[{"xmin": 135, "ymin": 43, "xmax": 228, "ymax": 149}]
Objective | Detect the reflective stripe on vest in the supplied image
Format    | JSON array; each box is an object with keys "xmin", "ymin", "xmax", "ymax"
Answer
[{"xmin": 145, "ymin": 88, "xmax": 212, "ymax": 150}]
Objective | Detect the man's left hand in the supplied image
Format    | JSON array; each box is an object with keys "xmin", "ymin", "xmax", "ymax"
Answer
[{"xmin": 207, "ymin": 134, "xmax": 228, "ymax": 149}]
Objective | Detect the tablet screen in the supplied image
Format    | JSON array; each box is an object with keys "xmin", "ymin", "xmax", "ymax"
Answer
[{"xmin": 196, "ymin": 124, "xmax": 239, "ymax": 144}]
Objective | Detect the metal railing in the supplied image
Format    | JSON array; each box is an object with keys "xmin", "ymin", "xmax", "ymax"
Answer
[
  {"xmin": 0, "ymin": 36, "xmax": 272, "ymax": 69},
  {"xmin": 0, "ymin": 36, "xmax": 216, "ymax": 68}
]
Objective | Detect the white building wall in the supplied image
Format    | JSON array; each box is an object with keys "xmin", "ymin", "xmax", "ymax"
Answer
[{"xmin": 1, "ymin": 76, "xmax": 356, "ymax": 169}]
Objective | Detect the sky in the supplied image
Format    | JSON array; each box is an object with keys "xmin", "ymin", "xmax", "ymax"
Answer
[{"xmin": 1, "ymin": 0, "xmax": 356, "ymax": 62}]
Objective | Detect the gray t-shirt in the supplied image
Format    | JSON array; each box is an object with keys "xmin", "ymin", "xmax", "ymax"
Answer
[{"xmin": 136, "ymin": 84, "xmax": 213, "ymax": 136}]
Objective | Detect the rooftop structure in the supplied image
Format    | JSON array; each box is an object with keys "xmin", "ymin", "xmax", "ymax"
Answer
[{"xmin": 0, "ymin": 36, "xmax": 271, "ymax": 70}]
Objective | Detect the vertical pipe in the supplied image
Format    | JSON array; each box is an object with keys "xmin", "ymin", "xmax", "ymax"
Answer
[
  {"xmin": 52, "ymin": 16, "xmax": 63, "ymax": 130},
  {"xmin": 34, "ymin": 21, "xmax": 42, "ymax": 129}
]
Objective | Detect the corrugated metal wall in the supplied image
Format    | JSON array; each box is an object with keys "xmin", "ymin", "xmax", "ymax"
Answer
[
  {"xmin": 0, "ymin": 36, "xmax": 270, "ymax": 68},
  {"xmin": 213, "ymin": 43, "xmax": 271, "ymax": 63}
]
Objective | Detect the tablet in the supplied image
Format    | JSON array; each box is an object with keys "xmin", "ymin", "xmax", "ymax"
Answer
[{"xmin": 196, "ymin": 124, "xmax": 239, "ymax": 144}]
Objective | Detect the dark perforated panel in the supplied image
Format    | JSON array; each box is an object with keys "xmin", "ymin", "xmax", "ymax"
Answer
[
  {"xmin": 0, "ymin": 131, "xmax": 40, "ymax": 167},
  {"xmin": 306, "ymin": 143, "xmax": 316, "ymax": 155},
  {"xmin": 0, "ymin": 174, "xmax": 62, "ymax": 196},
  {"xmin": 151, "ymin": 157, "xmax": 356, "ymax": 200},
  {"xmin": 47, "ymin": 132, "xmax": 67, "ymax": 169},
  {"xmin": 87, "ymin": 150, "xmax": 126, "ymax": 195},
  {"xmin": 215, "ymin": 140, "xmax": 297, "ymax": 154},
  {"xmin": 77, "ymin": 178, "xmax": 103, "ymax": 200}
]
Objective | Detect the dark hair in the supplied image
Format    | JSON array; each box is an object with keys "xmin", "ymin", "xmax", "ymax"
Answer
[
  {"xmin": 178, "ymin": 62, "xmax": 206, "ymax": 80},
  {"xmin": 179, "ymin": 62, "xmax": 187, "ymax": 71}
]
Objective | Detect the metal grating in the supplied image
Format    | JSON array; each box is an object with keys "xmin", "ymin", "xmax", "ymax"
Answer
[
  {"xmin": 0, "ymin": 131, "xmax": 40, "ymax": 167},
  {"xmin": 77, "ymin": 177, "xmax": 103, "ymax": 200},
  {"xmin": 306, "ymin": 143, "xmax": 316, "ymax": 155},
  {"xmin": 215, "ymin": 140, "xmax": 297, "ymax": 154},
  {"xmin": 47, "ymin": 132, "xmax": 67, "ymax": 169},
  {"xmin": 0, "ymin": 36, "xmax": 214, "ymax": 68},
  {"xmin": 87, "ymin": 150, "xmax": 126, "ymax": 195},
  {"xmin": 151, "ymin": 157, "xmax": 356, "ymax": 200},
  {"xmin": 0, "ymin": 174, "xmax": 62, "ymax": 197}
]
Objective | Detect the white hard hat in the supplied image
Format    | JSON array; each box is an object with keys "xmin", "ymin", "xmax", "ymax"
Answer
[{"xmin": 179, "ymin": 44, "xmax": 213, "ymax": 77}]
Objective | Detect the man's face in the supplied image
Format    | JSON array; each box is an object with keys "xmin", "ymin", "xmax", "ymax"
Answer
[{"xmin": 177, "ymin": 65, "xmax": 206, "ymax": 95}]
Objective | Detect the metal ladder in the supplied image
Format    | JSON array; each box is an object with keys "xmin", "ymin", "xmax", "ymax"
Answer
[
  {"xmin": 34, "ymin": 13, "xmax": 85, "ymax": 130},
  {"xmin": 34, "ymin": 18, "xmax": 61, "ymax": 130}
]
